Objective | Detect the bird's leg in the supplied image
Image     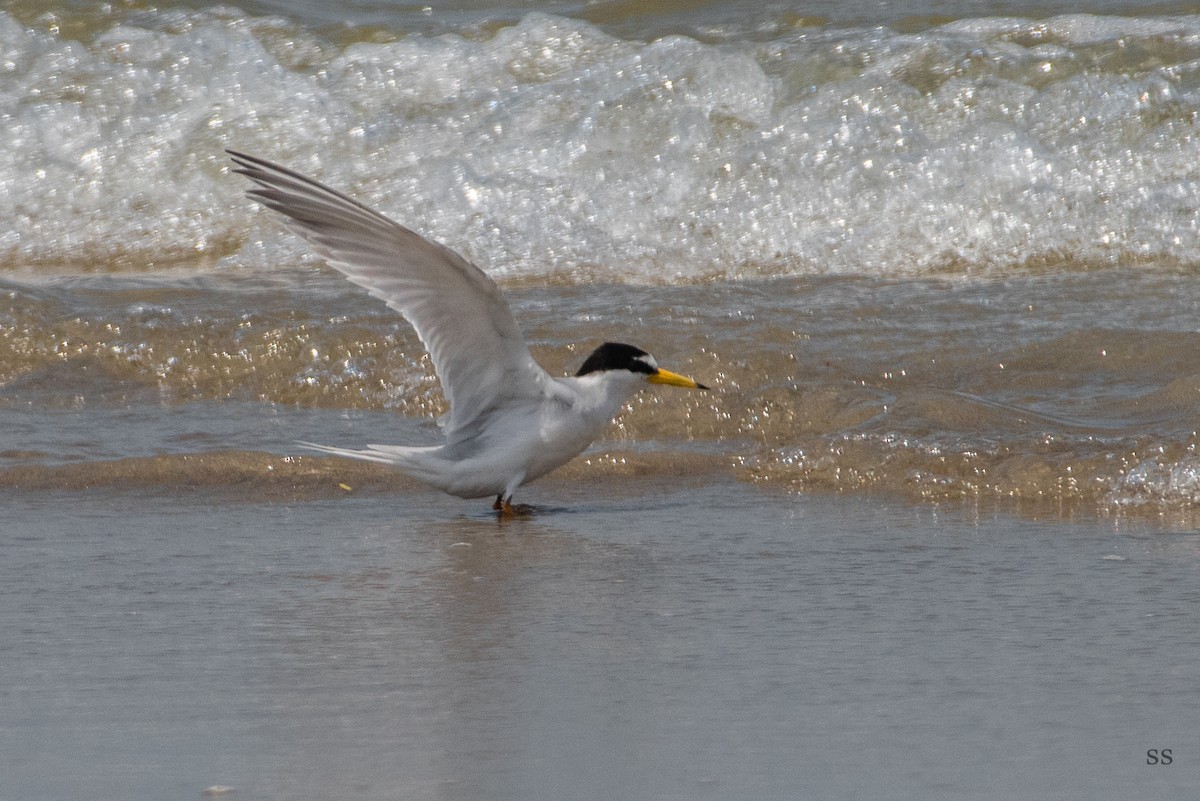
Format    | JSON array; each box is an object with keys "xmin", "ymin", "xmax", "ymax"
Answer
[
  {"xmin": 492, "ymin": 495, "xmax": 522, "ymax": 518},
  {"xmin": 492, "ymin": 493, "xmax": 517, "ymax": 517},
  {"xmin": 492, "ymin": 474, "xmax": 526, "ymax": 518}
]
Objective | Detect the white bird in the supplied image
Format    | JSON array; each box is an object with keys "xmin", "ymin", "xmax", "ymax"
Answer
[{"xmin": 228, "ymin": 151, "xmax": 708, "ymax": 514}]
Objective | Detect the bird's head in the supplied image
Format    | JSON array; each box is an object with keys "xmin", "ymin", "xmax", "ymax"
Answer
[{"xmin": 575, "ymin": 342, "xmax": 708, "ymax": 390}]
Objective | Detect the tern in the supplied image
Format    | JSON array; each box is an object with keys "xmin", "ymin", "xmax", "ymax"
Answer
[{"xmin": 228, "ymin": 151, "xmax": 708, "ymax": 514}]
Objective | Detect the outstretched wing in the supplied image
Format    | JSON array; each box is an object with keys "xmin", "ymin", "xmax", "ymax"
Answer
[{"xmin": 229, "ymin": 150, "xmax": 551, "ymax": 437}]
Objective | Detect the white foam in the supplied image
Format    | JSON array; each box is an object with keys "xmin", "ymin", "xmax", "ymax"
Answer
[
  {"xmin": 1109, "ymin": 452, "xmax": 1200, "ymax": 507},
  {"xmin": 6, "ymin": 9, "xmax": 1200, "ymax": 280}
]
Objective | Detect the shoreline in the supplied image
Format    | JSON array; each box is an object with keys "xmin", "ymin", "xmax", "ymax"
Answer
[{"xmin": 4, "ymin": 445, "xmax": 1200, "ymax": 529}]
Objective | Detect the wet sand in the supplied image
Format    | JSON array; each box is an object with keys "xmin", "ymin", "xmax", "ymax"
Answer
[{"xmin": 3, "ymin": 473, "xmax": 1199, "ymax": 800}]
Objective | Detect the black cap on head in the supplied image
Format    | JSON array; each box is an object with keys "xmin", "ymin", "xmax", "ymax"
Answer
[{"xmin": 575, "ymin": 342, "xmax": 657, "ymax": 377}]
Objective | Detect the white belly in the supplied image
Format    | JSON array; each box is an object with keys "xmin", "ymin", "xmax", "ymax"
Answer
[{"xmin": 400, "ymin": 398, "xmax": 614, "ymax": 499}]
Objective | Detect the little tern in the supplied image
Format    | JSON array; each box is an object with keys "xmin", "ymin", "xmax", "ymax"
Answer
[{"xmin": 228, "ymin": 151, "xmax": 708, "ymax": 514}]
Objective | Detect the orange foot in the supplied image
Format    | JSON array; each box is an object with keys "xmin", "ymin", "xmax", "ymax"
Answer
[{"xmin": 492, "ymin": 495, "xmax": 534, "ymax": 518}]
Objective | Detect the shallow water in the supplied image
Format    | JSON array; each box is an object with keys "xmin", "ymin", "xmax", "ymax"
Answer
[
  {"xmin": 3, "ymin": 480, "xmax": 1199, "ymax": 800},
  {"xmin": 6, "ymin": 269, "xmax": 1200, "ymax": 513},
  {"xmin": 7, "ymin": 0, "xmax": 1200, "ymax": 514}
]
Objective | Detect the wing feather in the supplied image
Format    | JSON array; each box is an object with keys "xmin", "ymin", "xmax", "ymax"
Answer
[{"xmin": 228, "ymin": 150, "xmax": 550, "ymax": 437}]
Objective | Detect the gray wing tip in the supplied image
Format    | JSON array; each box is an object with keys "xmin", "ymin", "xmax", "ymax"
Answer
[
  {"xmin": 227, "ymin": 148, "xmax": 271, "ymax": 174},
  {"xmin": 227, "ymin": 149, "xmax": 297, "ymax": 190},
  {"xmin": 227, "ymin": 149, "xmax": 394, "ymax": 228},
  {"xmin": 226, "ymin": 148, "xmax": 265, "ymax": 181}
]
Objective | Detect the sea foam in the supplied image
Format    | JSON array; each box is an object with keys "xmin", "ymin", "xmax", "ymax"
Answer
[{"xmin": 4, "ymin": 9, "xmax": 1200, "ymax": 279}]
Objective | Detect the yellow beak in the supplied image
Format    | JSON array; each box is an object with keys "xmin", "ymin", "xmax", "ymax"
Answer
[{"xmin": 647, "ymin": 368, "xmax": 709, "ymax": 390}]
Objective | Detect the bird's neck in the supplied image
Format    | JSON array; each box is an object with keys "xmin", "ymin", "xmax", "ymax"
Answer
[{"xmin": 559, "ymin": 374, "xmax": 643, "ymax": 422}]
